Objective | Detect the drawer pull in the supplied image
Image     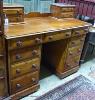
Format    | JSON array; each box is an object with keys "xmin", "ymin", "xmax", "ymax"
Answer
[
  {"xmin": 16, "ymin": 69, "xmax": 21, "ymax": 74},
  {"xmin": 31, "ymin": 78, "xmax": 36, "ymax": 83},
  {"xmin": 0, "ymin": 76, "xmax": 5, "ymax": 80},
  {"xmin": 78, "ymin": 49, "xmax": 81, "ymax": 52},
  {"xmin": 48, "ymin": 36, "xmax": 53, "ymax": 40},
  {"xmin": 69, "ymin": 52, "xmax": 73, "ymax": 55},
  {"xmin": 32, "ymin": 50, "xmax": 38, "ymax": 56},
  {"xmin": 32, "ymin": 64, "xmax": 37, "ymax": 69},
  {"xmin": 16, "ymin": 41, "xmax": 22, "ymax": 47},
  {"xmin": 80, "ymin": 39, "xmax": 84, "ymax": 42},
  {"xmin": 16, "ymin": 54, "xmax": 22, "ymax": 60},
  {"xmin": 35, "ymin": 38, "xmax": 42, "ymax": 44},
  {"xmin": 65, "ymin": 33, "xmax": 70, "ymax": 37},
  {"xmin": 16, "ymin": 84, "xmax": 21, "ymax": 89},
  {"xmin": 75, "ymin": 31, "xmax": 80, "ymax": 34},
  {"xmin": 71, "ymin": 41, "xmax": 75, "ymax": 44}
]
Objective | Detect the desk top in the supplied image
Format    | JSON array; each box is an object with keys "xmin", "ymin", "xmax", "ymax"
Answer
[{"xmin": 4, "ymin": 17, "xmax": 91, "ymax": 39}]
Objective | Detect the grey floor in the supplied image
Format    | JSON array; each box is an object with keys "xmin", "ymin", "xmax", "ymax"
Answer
[{"xmin": 21, "ymin": 59, "xmax": 95, "ymax": 100}]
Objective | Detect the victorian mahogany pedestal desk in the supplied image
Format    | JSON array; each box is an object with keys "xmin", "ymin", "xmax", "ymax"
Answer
[{"xmin": 4, "ymin": 17, "xmax": 91, "ymax": 99}]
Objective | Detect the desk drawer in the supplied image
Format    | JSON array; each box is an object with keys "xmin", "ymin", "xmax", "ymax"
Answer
[
  {"xmin": 0, "ymin": 37, "xmax": 3, "ymax": 53},
  {"xmin": 0, "ymin": 76, "xmax": 6, "ymax": 96},
  {"xmin": 61, "ymin": 7, "xmax": 75, "ymax": 12},
  {"xmin": 0, "ymin": 56, "xmax": 4, "ymax": 76},
  {"xmin": 11, "ymin": 71, "xmax": 39, "ymax": 94},
  {"xmin": 68, "ymin": 46, "xmax": 82, "ymax": 57},
  {"xmin": 43, "ymin": 31, "xmax": 71, "ymax": 43},
  {"xmin": 8, "ymin": 35, "xmax": 42, "ymax": 50},
  {"xmin": 60, "ymin": 12, "xmax": 74, "ymax": 18},
  {"xmin": 10, "ymin": 46, "xmax": 41, "ymax": 63},
  {"xmin": 4, "ymin": 8, "xmax": 23, "ymax": 15},
  {"xmin": 10, "ymin": 58, "xmax": 40, "ymax": 79},
  {"xmin": 72, "ymin": 28, "xmax": 88, "ymax": 36},
  {"xmin": 69, "ymin": 35, "xmax": 86, "ymax": 47}
]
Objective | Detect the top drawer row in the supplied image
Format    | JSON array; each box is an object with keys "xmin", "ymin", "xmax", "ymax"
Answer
[{"xmin": 61, "ymin": 7, "xmax": 75, "ymax": 12}]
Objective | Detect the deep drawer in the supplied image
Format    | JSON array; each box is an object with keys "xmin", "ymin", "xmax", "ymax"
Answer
[
  {"xmin": 11, "ymin": 71, "xmax": 39, "ymax": 94},
  {"xmin": 10, "ymin": 58, "xmax": 40, "ymax": 79},
  {"xmin": 60, "ymin": 12, "xmax": 74, "ymax": 18},
  {"xmin": 9, "ymin": 46, "xmax": 41, "ymax": 63}
]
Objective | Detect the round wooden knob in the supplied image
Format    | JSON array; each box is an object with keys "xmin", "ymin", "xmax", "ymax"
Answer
[
  {"xmin": 71, "ymin": 41, "xmax": 75, "ymax": 45},
  {"xmin": 16, "ymin": 84, "xmax": 21, "ymax": 89},
  {"xmin": 78, "ymin": 49, "xmax": 81, "ymax": 52},
  {"xmin": 65, "ymin": 33, "xmax": 70, "ymax": 37},
  {"xmin": 16, "ymin": 54, "xmax": 21, "ymax": 60},
  {"xmin": 32, "ymin": 50, "xmax": 38, "ymax": 56},
  {"xmin": 0, "ymin": 76, "xmax": 5, "ymax": 80},
  {"xmin": 75, "ymin": 31, "xmax": 80, "ymax": 34},
  {"xmin": 31, "ymin": 78, "xmax": 36, "ymax": 82},
  {"xmin": 16, "ymin": 41, "xmax": 22, "ymax": 47},
  {"xmin": 16, "ymin": 69, "xmax": 21, "ymax": 74},
  {"xmin": 32, "ymin": 64, "xmax": 37, "ymax": 69},
  {"xmin": 48, "ymin": 36, "xmax": 53, "ymax": 40},
  {"xmin": 35, "ymin": 38, "xmax": 42, "ymax": 44},
  {"xmin": 69, "ymin": 52, "xmax": 73, "ymax": 55}
]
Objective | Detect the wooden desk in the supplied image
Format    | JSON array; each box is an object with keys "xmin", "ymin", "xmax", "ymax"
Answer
[{"xmin": 4, "ymin": 17, "xmax": 91, "ymax": 99}]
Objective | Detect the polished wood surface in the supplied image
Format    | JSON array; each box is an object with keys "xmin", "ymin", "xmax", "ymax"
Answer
[{"xmin": 5, "ymin": 17, "xmax": 90, "ymax": 39}]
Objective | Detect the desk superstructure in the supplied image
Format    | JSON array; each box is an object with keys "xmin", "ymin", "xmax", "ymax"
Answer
[{"xmin": 4, "ymin": 17, "xmax": 91, "ymax": 99}]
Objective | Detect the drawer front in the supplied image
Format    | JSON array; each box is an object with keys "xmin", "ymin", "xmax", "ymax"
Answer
[
  {"xmin": 10, "ymin": 58, "xmax": 40, "ymax": 79},
  {"xmin": 0, "ymin": 56, "xmax": 4, "ymax": 76},
  {"xmin": 0, "ymin": 77, "xmax": 6, "ymax": 96},
  {"xmin": 43, "ymin": 31, "xmax": 71, "ymax": 43},
  {"xmin": 61, "ymin": 7, "xmax": 75, "ymax": 12},
  {"xmin": 64, "ymin": 55, "xmax": 80, "ymax": 72},
  {"xmin": 68, "ymin": 46, "xmax": 82, "ymax": 57},
  {"xmin": 11, "ymin": 71, "xmax": 39, "ymax": 94},
  {"xmin": 0, "ymin": 37, "xmax": 3, "ymax": 53},
  {"xmin": 69, "ymin": 35, "xmax": 86, "ymax": 47},
  {"xmin": 4, "ymin": 8, "xmax": 23, "ymax": 15},
  {"xmin": 60, "ymin": 12, "xmax": 74, "ymax": 18},
  {"xmin": 8, "ymin": 35, "xmax": 42, "ymax": 50},
  {"xmin": 72, "ymin": 28, "xmax": 88, "ymax": 36},
  {"xmin": 10, "ymin": 46, "xmax": 41, "ymax": 63}
]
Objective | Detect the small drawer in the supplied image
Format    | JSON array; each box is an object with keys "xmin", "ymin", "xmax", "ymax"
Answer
[
  {"xmin": 43, "ymin": 31, "xmax": 71, "ymax": 43},
  {"xmin": 0, "ymin": 76, "xmax": 6, "ymax": 96},
  {"xmin": 72, "ymin": 28, "xmax": 88, "ymax": 36},
  {"xmin": 61, "ymin": 7, "xmax": 75, "ymax": 12},
  {"xmin": 0, "ymin": 37, "xmax": 3, "ymax": 53},
  {"xmin": 8, "ymin": 35, "xmax": 42, "ymax": 50},
  {"xmin": 68, "ymin": 46, "xmax": 83, "ymax": 57},
  {"xmin": 10, "ymin": 46, "xmax": 41, "ymax": 63},
  {"xmin": 10, "ymin": 58, "xmax": 40, "ymax": 79},
  {"xmin": 4, "ymin": 8, "xmax": 23, "ymax": 15},
  {"xmin": 60, "ymin": 12, "xmax": 74, "ymax": 18},
  {"xmin": 11, "ymin": 71, "xmax": 39, "ymax": 94},
  {"xmin": 69, "ymin": 35, "xmax": 86, "ymax": 47}
]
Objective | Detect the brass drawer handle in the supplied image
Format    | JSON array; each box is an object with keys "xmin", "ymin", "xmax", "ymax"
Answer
[
  {"xmin": 16, "ymin": 84, "xmax": 21, "ymax": 89},
  {"xmin": 16, "ymin": 69, "xmax": 21, "ymax": 74},
  {"xmin": 32, "ymin": 50, "xmax": 38, "ymax": 56},
  {"xmin": 0, "ymin": 76, "xmax": 5, "ymax": 80},
  {"xmin": 48, "ymin": 36, "xmax": 53, "ymax": 40},
  {"xmin": 16, "ymin": 41, "xmax": 23, "ymax": 47},
  {"xmin": 16, "ymin": 54, "xmax": 22, "ymax": 60},
  {"xmin": 35, "ymin": 38, "xmax": 42, "ymax": 44},
  {"xmin": 31, "ymin": 78, "xmax": 36, "ymax": 83}
]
